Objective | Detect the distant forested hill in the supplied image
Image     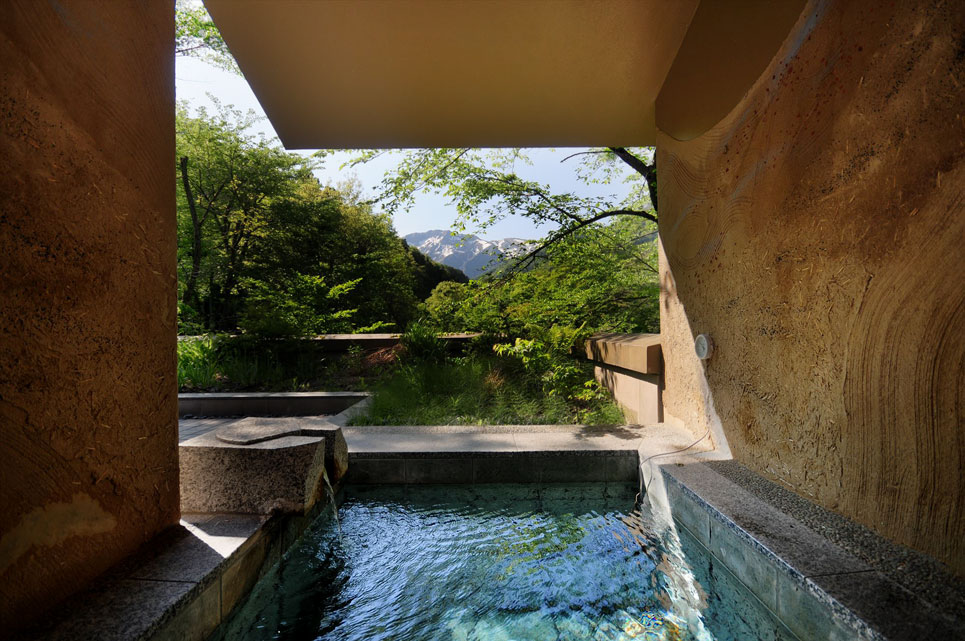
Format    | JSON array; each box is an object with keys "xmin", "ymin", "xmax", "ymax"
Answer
[{"xmin": 405, "ymin": 243, "xmax": 469, "ymax": 299}]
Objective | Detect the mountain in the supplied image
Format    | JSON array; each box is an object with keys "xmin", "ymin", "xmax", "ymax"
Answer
[{"xmin": 404, "ymin": 230, "xmax": 528, "ymax": 279}]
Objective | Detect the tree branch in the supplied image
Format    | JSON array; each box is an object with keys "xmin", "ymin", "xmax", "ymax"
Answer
[
  {"xmin": 559, "ymin": 149, "xmax": 611, "ymax": 164},
  {"xmin": 507, "ymin": 208, "xmax": 658, "ymax": 274},
  {"xmin": 176, "ymin": 44, "xmax": 208, "ymax": 55},
  {"xmin": 609, "ymin": 147, "xmax": 658, "ymax": 212},
  {"xmin": 608, "ymin": 147, "xmax": 651, "ymax": 178}
]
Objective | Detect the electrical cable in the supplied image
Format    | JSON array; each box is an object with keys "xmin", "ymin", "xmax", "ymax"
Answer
[{"xmin": 640, "ymin": 427, "xmax": 713, "ymax": 496}]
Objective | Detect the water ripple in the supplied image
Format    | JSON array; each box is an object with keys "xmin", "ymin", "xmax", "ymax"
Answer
[{"xmin": 212, "ymin": 484, "xmax": 779, "ymax": 641}]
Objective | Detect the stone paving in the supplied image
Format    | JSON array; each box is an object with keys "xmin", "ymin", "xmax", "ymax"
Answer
[{"xmin": 178, "ymin": 418, "xmax": 224, "ymax": 443}]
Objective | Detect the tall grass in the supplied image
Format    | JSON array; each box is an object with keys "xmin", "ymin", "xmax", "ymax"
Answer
[
  {"xmin": 349, "ymin": 355, "xmax": 625, "ymax": 426},
  {"xmin": 177, "ymin": 335, "xmax": 337, "ymax": 392},
  {"xmin": 177, "ymin": 336, "xmax": 220, "ymax": 389}
]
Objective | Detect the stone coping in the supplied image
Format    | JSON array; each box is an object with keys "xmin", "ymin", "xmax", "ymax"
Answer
[
  {"xmin": 704, "ymin": 460, "xmax": 965, "ymax": 622},
  {"xmin": 179, "ymin": 332, "xmax": 480, "ymax": 352},
  {"xmin": 343, "ymin": 424, "xmax": 650, "ymax": 457},
  {"xmin": 178, "ymin": 391, "xmax": 368, "ymax": 398},
  {"xmin": 15, "ymin": 507, "xmax": 328, "ymax": 641},
  {"xmin": 307, "ymin": 332, "xmax": 479, "ymax": 341},
  {"xmin": 178, "ymin": 391, "xmax": 368, "ymax": 418},
  {"xmin": 660, "ymin": 463, "xmax": 964, "ymax": 640},
  {"xmin": 342, "ymin": 424, "xmax": 652, "ymax": 485},
  {"xmin": 584, "ymin": 332, "xmax": 662, "ymax": 375},
  {"xmin": 178, "ymin": 396, "xmax": 369, "ymax": 448},
  {"xmin": 343, "ymin": 422, "xmax": 651, "ymax": 434},
  {"xmin": 207, "ymin": 416, "xmax": 345, "ymax": 445}
]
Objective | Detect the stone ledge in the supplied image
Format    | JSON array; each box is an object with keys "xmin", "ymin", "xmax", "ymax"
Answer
[
  {"xmin": 177, "ymin": 333, "xmax": 481, "ymax": 353},
  {"xmin": 660, "ymin": 463, "xmax": 964, "ymax": 641},
  {"xmin": 180, "ymin": 435, "xmax": 329, "ymax": 515},
  {"xmin": 343, "ymin": 424, "xmax": 649, "ymax": 456},
  {"xmin": 210, "ymin": 417, "xmax": 350, "ymax": 484},
  {"xmin": 340, "ymin": 422, "xmax": 641, "ymax": 434},
  {"xmin": 343, "ymin": 423, "xmax": 649, "ymax": 485},
  {"xmin": 348, "ymin": 454, "xmax": 640, "ymax": 485},
  {"xmin": 348, "ymin": 448, "xmax": 638, "ymax": 459},
  {"xmin": 704, "ymin": 459, "xmax": 965, "ymax": 623},
  {"xmin": 18, "ymin": 505, "xmax": 336, "ymax": 641},
  {"xmin": 584, "ymin": 332, "xmax": 663, "ymax": 375},
  {"xmin": 584, "ymin": 333, "xmax": 663, "ymax": 423},
  {"xmin": 178, "ymin": 391, "xmax": 368, "ymax": 418}
]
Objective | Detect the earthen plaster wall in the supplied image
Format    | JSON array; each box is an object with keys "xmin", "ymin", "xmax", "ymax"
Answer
[
  {"xmin": 658, "ymin": 0, "xmax": 964, "ymax": 573},
  {"xmin": 0, "ymin": 1, "xmax": 178, "ymax": 628}
]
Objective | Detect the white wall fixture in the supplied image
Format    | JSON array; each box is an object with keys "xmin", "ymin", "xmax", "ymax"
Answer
[{"xmin": 694, "ymin": 334, "xmax": 714, "ymax": 360}]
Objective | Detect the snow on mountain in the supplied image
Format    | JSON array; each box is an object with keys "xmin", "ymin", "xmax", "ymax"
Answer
[{"xmin": 404, "ymin": 229, "xmax": 529, "ymax": 279}]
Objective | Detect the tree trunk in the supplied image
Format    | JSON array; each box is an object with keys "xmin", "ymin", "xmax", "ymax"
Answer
[{"xmin": 179, "ymin": 156, "xmax": 202, "ymax": 311}]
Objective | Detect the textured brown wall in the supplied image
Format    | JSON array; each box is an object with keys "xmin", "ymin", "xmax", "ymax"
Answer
[
  {"xmin": 0, "ymin": 1, "xmax": 178, "ymax": 628},
  {"xmin": 659, "ymin": 0, "xmax": 964, "ymax": 573}
]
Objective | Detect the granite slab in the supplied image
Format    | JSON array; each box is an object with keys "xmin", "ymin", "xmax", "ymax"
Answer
[{"xmin": 180, "ymin": 434, "xmax": 328, "ymax": 514}]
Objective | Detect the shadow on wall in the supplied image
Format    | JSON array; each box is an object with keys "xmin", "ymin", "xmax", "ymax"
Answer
[
  {"xmin": 659, "ymin": 236, "xmax": 732, "ymax": 462},
  {"xmin": 655, "ymin": 0, "xmax": 965, "ymax": 574}
]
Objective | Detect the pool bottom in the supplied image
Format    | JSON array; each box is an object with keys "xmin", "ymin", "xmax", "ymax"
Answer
[{"xmin": 211, "ymin": 484, "xmax": 797, "ymax": 641}]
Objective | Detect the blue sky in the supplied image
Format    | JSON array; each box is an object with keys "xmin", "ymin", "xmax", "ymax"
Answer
[{"xmin": 175, "ymin": 56, "xmax": 637, "ymax": 240}]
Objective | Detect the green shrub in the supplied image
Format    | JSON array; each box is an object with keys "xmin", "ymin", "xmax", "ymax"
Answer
[
  {"xmin": 493, "ymin": 324, "xmax": 590, "ymax": 398},
  {"xmin": 349, "ymin": 353, "xmax": 623, "ymax": 426},
  {"xmin": 399, "ymin": 320, "xmax": 447, "ymax": 363},
  {"xmin": 177, "ymin": 334, "xmax": 321, "ymax": 391},
  {"xmin": 177, "ymin": 335, "xmax": 219, "ymax": 389}
]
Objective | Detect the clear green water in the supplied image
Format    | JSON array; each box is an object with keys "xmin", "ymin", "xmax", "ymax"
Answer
[{"xmin": 213, "ymin": 484, "xmax": 795, "ymax": 641}]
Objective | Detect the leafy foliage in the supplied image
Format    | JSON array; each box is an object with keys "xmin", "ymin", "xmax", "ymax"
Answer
[
  {"xmin": 351, "ymin": 147, "xmax": 657, "ymax": 272},
  {"xmin": 423, "ymin": 217, "xmax": 659, "ymax": 337},
  {"xmin": 399, "ymin": 320, "xmax": 448, "ymax": 364},
  {"xmin": 407, "ymin": 243, "xmax": 470, "ymax": 299},
  {"xmin": 349, "ymin": 353, "xmax": 624, "ymax": 426},
  {"xmin": 175, "ymin": 1, "xmax": 239, "ymax": 73},
  {"xmin": 177, "ymin": 335, "xmax": 398, "ymax": 392},
  {"xmin": 176, "ymin": 104, "xmax": 464, "ymax": 336},
  {"xmin": 358, "ymin": 148, "xmax": 661, "ymax": 413}
]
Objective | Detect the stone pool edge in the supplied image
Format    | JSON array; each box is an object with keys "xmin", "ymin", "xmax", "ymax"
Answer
[
  {"xmin": 658, "ymin": 462, "xmax": 964, "ymax": 641},
  {"xmin": 19, "ymin": 499, "xmax": 338, "ymax": 641},
  {"xmin": 178, "ymin": 391, "xmax": 370, "ymax": 418}
]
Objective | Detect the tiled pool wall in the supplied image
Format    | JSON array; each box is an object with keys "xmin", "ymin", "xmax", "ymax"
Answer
[
  {"xmin": 202, "ymin": 455, "xmax": 928, "ymax": 641},
  {"xmin": 348, "ymin": 450, "xmax": 640, "ymax": 485},
  {"xmin": 660, "ymin": 469, "xmax": 861, "ymax": 641},
  {"xmin": 656, "ymin": 463, "xmax": 964, "ymax": 641}
]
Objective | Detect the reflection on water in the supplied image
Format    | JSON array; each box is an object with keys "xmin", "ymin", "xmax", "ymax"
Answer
[{"xmin": 212, "ymin": 484, "xmax": 794, "ymax": 641}]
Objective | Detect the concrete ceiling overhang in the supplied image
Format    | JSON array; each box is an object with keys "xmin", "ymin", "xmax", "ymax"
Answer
[
  {"xmin": 655, "ymin": 0, "xmax": 807, "ymax": 141},
  {"xmin": 203, "ymin": 0, "xmax": 698, "ymax": 149},
  {"xmin": 204, "ymin": 0, "xmax": 806, "ymax": 150}
]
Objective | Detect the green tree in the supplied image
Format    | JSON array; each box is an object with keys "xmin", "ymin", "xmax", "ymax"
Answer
[
  {"xmin": 351, "ymin": 146, "xmax": 657, "ymax": 271},
  {"xmin": 176, "ymin": 101, "xmax": 317, "ymax": 329},
  {"xmin": 176, "ymin": 106, "xmax": 462, "ymax": 336},
  {"xmin": 424, "ymin": 280, "xmax": 470, "ymax": 329},
  {"xmin": 427, "ymin": 215, "xmax": 658, "ymax": 337},
  {"xmin": 407, "ymin": 245, "xmax": 469, "ymax": 300},
  {"xmin": 175, "ymin": 0, "xmax": 239, "ymax": 73}
]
